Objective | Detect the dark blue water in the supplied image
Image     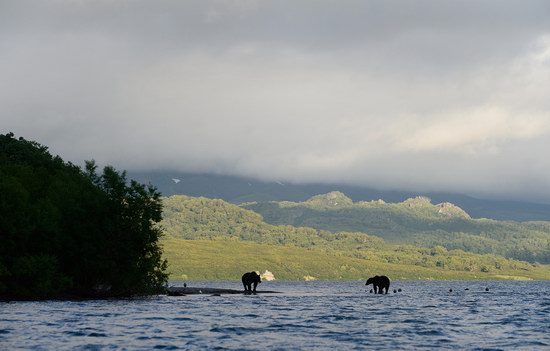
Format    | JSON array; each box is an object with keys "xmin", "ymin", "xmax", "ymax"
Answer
[{"xmin": 2, "ymin": 281, "xmax": 550, "ymax": 350}]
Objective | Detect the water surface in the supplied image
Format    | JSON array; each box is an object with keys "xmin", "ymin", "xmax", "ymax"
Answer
[{"xmin": 2, "ymin": 281, "xmax": 550, "ymax": 350}]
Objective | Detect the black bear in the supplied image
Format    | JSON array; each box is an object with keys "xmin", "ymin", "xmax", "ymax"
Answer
[
  {"xmin": 365, "ymin": 275, "xmax": 390, "ymax": 294},
  {"xmin": 242, "ymin": 272, "xmax": 262, "ymax": 292}
]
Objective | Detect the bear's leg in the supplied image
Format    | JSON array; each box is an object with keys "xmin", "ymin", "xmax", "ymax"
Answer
[
  {"xmin": 243, "ymin": 282, "xmax": 247, "ymax": 291},
  {"xmin": 253, "ymin": 282, "xmax": 258, "ymax": 292}
]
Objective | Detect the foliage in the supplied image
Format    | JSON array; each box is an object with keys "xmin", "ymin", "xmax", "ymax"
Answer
[
  {"xmin": 163, "ymin": 239, "xmax": 550, "ymax": 281},
  {"xmin": 161, "ymin": 195, "xmax": 550, "ymax": 280},
  {"xmin": 243, "ymin": 193, "xmax": 550, "ymax": 263},
  {"xmin": 162, "ymin": 195, "xmax": 384, "ymax": 251},
  {"xmin": 0, "ymin": 133, "xmax": 167, "ymax": 299}
]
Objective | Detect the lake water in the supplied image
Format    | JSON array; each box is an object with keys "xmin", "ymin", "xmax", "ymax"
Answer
[{"xmin": 2, "ymin": 280, "xmax": 550, "ymax": 350}]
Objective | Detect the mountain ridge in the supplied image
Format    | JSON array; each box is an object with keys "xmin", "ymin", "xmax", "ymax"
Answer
[
  {"xmin": 129, "ymin": 171, "xmax": 550, "ymax": 221},
  {"xmin": 242, "ymin": 192, "xmax": 550, "ymax": 263},
  {"xmin": 159, "ymin": 195, "xmax": 550, "ymax": 280}
]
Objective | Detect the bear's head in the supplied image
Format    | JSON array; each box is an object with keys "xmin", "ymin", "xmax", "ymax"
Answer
[
  {"xmin": 365, "ymin": 276, "xmax": 378, "ymax": 286},
  {"xmin": 254, "ymin": 272, "xmax": 262, "ymax": 283}
]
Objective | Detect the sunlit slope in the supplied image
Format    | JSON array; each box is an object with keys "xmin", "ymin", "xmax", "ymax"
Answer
[
  {"xmin": 162, "ymin": 195, "xmax": 385, "ymax": 251},
  {"xmin": 243, "ymin": 192, "xmax": 550, "ymax": 263},
  {"xmin": 160, "ymin": 195, "xmax": 550, "ymax": 280},
  {"xmin": 162, "ymin": 238, "xmax": 550, "ymax": 281}
]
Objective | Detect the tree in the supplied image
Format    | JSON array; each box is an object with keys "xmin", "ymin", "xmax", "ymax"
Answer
[
  {"xmin": 0, "ymin": 133, "xmax": 168, "ymax": 299},
  {"xmin": 83, "ymin": 160, "xmax": 168, "ymax": 295}
]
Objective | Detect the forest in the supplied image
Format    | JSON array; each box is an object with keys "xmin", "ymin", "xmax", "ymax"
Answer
[
  {"xmin": 243, "ymin": 192, "xmax": 550, "ymax": 263},
  {"xmin": 161, "ymin": 195, "xmax": 550, "ymax": 280},
  {"xmin": 0, "ymin": 133, "xmax": 167, "ymax": 299}
]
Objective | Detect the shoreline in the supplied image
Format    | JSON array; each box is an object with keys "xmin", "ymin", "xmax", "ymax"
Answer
[
  {"xmin": 166, "ymin": 287, "xmax": 281, "ymax": 296},
  {"xmin": 167, "ymin": 277, "xmax": 540, "ymax": 282}
]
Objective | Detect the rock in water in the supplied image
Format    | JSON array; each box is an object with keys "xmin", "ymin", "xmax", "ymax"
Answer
[{"xmin": 260, "ymin": 270, "xmax": 276, "ymax": 281}]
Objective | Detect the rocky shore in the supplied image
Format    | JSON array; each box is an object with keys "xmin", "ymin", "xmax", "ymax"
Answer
[{"xmin": 166, "ymin": 287, "xmax": 281, "ymax": 296}]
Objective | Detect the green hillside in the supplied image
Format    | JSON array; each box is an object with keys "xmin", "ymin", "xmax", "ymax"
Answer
[
  {"xmin": 161, "ymin": 195, "xmax": 550, "ymax": 280},
  {"xmin": 162, "ymin": 195, "xmax": 384, "ymax": 251},
  {"xmin": 163, "ymin": 239, "xmax": 550, "ymax": 281},
  {"xmin": 242, "ymin": 192, "xmax": 550, "ymax": 263}
]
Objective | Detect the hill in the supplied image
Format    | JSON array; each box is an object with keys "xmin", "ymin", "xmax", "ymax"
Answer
[
  {"xmin": 162, "ymin": 195, "xmax": 384, "ymax": 251},
  {"xmin": 242, "ymin": 193, "xmax": 550, "ymax": 263},
  {"xmin": 129, "ymin": 171, "xmax": 550, "ymax": 221},
  {"xmin": 163, "ymin": 239, "xmax": 550, "ymax": 281},
  {"xmin": 160, "ymin": 195, "xmax": 550, "ymax": 280}
]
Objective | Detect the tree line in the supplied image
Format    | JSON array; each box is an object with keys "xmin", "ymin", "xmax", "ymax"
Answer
[{"xmin": 0, "ymin": 133, "xmax": 167, "ymax": 299}]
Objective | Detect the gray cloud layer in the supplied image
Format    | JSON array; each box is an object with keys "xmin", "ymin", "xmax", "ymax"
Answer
[{"xmin": 2, "ymin": 0, "xmax": 550, "ymax": 201}]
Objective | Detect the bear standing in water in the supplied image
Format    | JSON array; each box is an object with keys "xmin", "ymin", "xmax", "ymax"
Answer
[
  {"xmin": 242, "ymin": 272, "xmax": 262, "ymax": 292},
  {"xmin": 365, "ymin": 275, "xmax": 390, "ymax": 294}
]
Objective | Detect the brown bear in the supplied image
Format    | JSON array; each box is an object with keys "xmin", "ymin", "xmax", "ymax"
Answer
[
  {"xmin": 241, "ymin": 272, "xmax": 262, "ymax": 292},
  {"xmin": 365, "ymin": 275, "xmax": 390, "ymax": 294}
]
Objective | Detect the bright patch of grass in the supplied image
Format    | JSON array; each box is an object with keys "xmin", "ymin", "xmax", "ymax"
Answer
[{"xmin": 162, "ymin": 238, "xmax": 550, "ymax": 281}]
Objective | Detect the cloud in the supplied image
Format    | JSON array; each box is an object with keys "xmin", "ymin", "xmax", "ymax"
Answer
[
  {"xmin": 1, "ymin": 0, "xmax": 550, "ymax": 202},
  {"xmin": 395, "ymin": 107, "xmax": 550, "ymax": 153}
]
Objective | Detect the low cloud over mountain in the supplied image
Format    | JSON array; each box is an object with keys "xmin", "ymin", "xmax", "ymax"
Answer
[{"xmin": 2, "ymin": 1, "xmax": 550, "ymax": 202}]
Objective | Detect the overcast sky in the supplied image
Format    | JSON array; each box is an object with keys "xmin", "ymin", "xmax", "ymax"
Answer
[{"xmin": 2, "ymin": 0, "xmax": 550, "ymax": 202}]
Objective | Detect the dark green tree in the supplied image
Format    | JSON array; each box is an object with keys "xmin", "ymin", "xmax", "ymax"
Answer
[{"xmin": 0, "ymin": 133, "xmax": 167, "ymax": 299}]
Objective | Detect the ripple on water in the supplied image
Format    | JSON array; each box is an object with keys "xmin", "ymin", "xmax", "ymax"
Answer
[
  {"xmin": 87, "ymin": 332, "xmax": 107, "ymax": 337},
  {"xmin": 210, "ymin": 326, "xmax": 256, "ymax": 335},
  {"xmin": 172, "ymin": 317, "xmax": 194, "ymax": 321},
  {"xmin": 65, "ymin": 330, "xmax": 87, "ymax": 337},
  {"xmin": 141, "ymin": 316, "xmax": 169, "ymax": 321},
  {"xmin": 2, "ymin": 281, "xmax": 550, "ymax": 350},
  {"xmin": 153, "ymin": 345, "xmax": 179, "ymax": 350},
  {"xmin": 401, "ymin": 319, "xmax": 429, "ymax": 324},
  {"xmin": 415, "ymin": 329, "xmax": 446, "ymax": 336}
]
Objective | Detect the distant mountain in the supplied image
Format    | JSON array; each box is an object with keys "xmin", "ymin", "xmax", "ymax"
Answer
[
  {"xmin": 242, "ymin": 192, "xmax": 550, "ymax": 263},
  {"xmin": 129, "ymin": 171, "xmax": 550, "ymax": 221}
]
